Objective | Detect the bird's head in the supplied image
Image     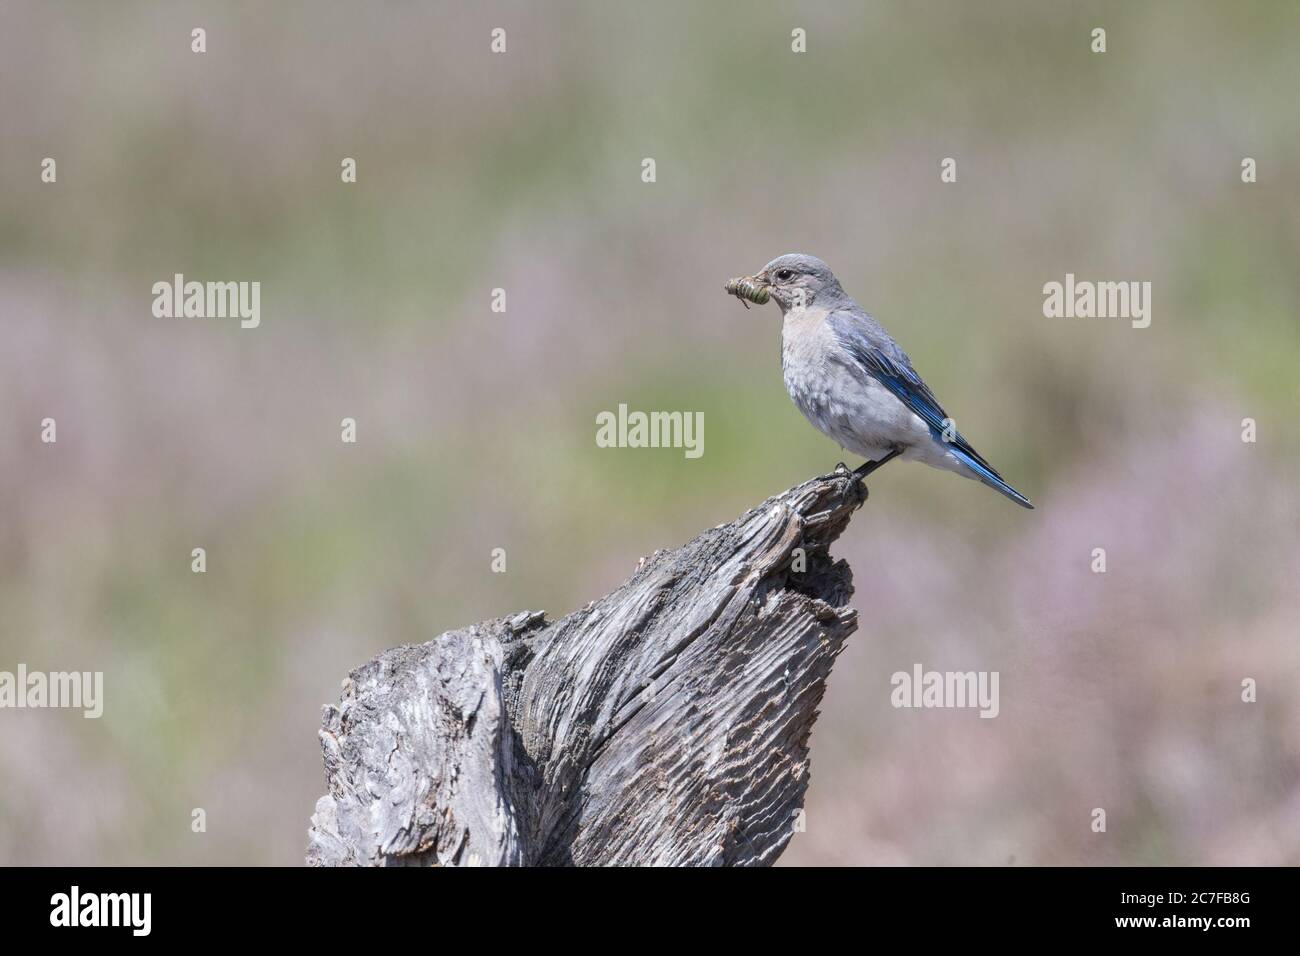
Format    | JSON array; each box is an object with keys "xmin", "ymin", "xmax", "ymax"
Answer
[{"xmin": 725, "ymin": 253, "xmax": 845, "ymax": 314}]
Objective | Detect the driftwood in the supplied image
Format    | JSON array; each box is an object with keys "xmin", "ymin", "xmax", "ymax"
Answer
[{"xmin": 307, "ymin": 469, "xmax": 868, "ymax": 866}]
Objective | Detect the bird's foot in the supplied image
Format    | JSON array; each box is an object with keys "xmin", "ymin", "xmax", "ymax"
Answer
[
  {"xmin": 822, "ymin": 462, "xmax": 867, "ymax": 511},
  {"xmin": 819, "ymin": 461, "xmax": 852, "ymax": 482}
]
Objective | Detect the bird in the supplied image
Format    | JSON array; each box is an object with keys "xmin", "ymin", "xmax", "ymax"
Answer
[{"xmin": 725, "ymin": 253, "xmax": 1033, "ymax": 509}]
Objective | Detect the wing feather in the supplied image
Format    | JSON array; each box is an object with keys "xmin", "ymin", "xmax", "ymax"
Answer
[{"xmin": 827, "ymin": 310, "xmax": 998, "ymax": 473}]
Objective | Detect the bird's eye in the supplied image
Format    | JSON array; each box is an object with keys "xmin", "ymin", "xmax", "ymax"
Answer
[{"xmin": 775, "ymin": 269, "xmax": 794, "ymax": 282}]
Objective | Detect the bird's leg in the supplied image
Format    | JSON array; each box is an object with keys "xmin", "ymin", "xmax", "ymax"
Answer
[{"xmin": 854, "ymin": 446, "xmax": 903, "ymax": 479}]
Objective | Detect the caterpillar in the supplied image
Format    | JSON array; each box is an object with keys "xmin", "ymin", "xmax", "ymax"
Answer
[{"xmin": 724, "ymin": 276, "xmax": 769, "ymax": 308}]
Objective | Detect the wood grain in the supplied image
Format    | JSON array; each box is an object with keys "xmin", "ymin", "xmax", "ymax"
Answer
[{"xmin": 307, "ymin": 469, "xmax": 867, "ymax": 866}]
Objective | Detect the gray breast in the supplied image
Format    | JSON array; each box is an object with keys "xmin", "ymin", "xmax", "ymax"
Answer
[{"xmin": 781, "ymin": 311, "xmax": 926, "ymax": 460}]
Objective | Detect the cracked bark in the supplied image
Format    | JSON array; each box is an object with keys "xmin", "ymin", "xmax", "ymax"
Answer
[{"xmin": 307, "ymin": 470, "xmax": 867, "ymax": 867}]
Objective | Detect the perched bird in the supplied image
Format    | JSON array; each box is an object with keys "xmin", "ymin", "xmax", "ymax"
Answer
[{"xmin": 726, "ymin": 253, "xmax": 1033, "ymax": 509}]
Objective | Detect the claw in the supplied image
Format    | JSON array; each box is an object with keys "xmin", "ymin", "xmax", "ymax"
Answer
[{"xmin": 837, "ymin": 473, "xmax": 867, "ymax": 511}]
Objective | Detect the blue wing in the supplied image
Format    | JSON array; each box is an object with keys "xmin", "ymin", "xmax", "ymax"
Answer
[{"xmin": 828, "ymin": 310, "xmax": 1034, "ymax": 509}]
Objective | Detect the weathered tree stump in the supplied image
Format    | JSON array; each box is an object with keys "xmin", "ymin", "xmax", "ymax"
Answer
[{"xmin": 307, "ymin": 469, "xmax": 867, "ymax": 866}]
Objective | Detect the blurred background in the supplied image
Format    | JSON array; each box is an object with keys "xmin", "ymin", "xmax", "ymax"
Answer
[{"xmin": 2, "ymin": 1, "xmax": 1297, "ymax": 865}]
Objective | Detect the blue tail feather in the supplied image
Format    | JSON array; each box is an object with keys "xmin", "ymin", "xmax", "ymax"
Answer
[{"xmin": 948, "ymin": 447, "xmax": 1035, "ymax": 510}]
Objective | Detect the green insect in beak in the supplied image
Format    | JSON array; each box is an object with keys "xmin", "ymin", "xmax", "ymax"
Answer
[{"xmin": 724, "ymin": 275, "xmax": 770, "ymax": 308}]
